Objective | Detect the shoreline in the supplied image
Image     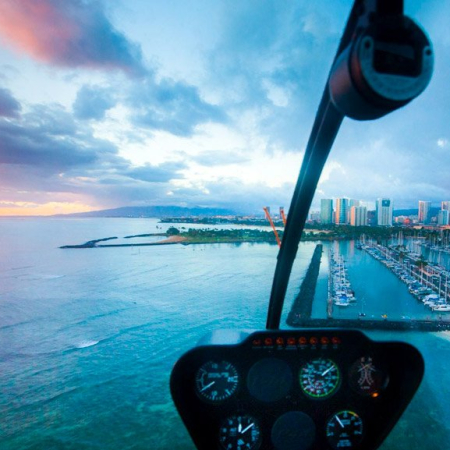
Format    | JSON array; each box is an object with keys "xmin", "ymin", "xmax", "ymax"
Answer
[{"xmin": 59, "ymin": 234, "xmax": 281, "ymax": 249}]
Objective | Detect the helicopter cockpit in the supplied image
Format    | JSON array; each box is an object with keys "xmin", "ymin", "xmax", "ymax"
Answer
[{"xmin": 170, "ymin": 1, "xmax": 435, "ymax": 449}]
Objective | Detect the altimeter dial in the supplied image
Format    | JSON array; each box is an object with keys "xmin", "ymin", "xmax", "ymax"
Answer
[
  {"xmin": 195, "ymin": 360, "xmax": 239, "ymax": 403},
  {"xmin": 300, "ymin": 358, "xmax": 340, "ymax": 399}
]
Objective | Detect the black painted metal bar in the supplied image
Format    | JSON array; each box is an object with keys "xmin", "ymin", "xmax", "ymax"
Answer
[
  {"xmin": 266, "ymin": 0, "xmax": 365, "ymax": 330},
  {"xmin": 265, "ymin": 0, "xmax": 405, "ymax": 330}
]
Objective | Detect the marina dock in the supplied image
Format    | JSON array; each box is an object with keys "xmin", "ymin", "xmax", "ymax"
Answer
[
  {"xmin": 328, "ymin": 249, "xmax": 358, "ymax": 317},
  {"xmin": 359, "ymin": 241, "xmax": 450, "ymax": 312}
]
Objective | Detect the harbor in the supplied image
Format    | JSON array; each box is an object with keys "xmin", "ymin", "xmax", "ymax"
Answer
[
  {"xmin": 359, "ymin": 240, "xmax": 450, "ymax": 313},
  {"xmin": 292, "ymin": 239, "xmax": 450, "ymax": 330}
]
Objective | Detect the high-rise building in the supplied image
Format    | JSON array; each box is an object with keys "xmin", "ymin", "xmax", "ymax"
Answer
[
  {"xmin": 418, "ymin": 201, "xmax": 431, "ymax": 224},
  {"xmin": 376, "ymin": 198, "xmax": 393, "ymax": 226},
  {"xmin": 350, "ymin": 206, "xmax": 367, "ymax": 226},
  {"xmin": 335, "ymin": 198, "xmax": 349, "ymax": 225},
  {"xmin": 320, "ymin": 199, "xmax": 333, "ymax": 224},
  {"xmin": 442, "ymin": 201, "xmax": 450, "ymax": 211},
  {"xmin": 438, "ymin": 210, "xmax": 449, "ymax": 226},
  {"xmin": 348, "ymin": 199, "xmax": 360, "ymax": 223},
  {"xmin": 367, "ymin": 210, "xmax": 377, "ymax": 226}
]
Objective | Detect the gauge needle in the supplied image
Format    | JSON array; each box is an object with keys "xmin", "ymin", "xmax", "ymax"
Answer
[
  {"xmin": 336, "ymin": 416, "xmax": 345, "ymax": 428},
  {"xmin": 321, "ymin": 366, "xmax": 334, "ymax": 376},
  {"xmin": 241, "ymin": 423, "xmax": 254, "ymax": 434},
  {"xmin": 200, "ymin": 381, "xmax": 215, "ymax": 392}
]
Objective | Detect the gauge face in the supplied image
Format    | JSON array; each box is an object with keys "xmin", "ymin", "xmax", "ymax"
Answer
[
  {"xmin": 326, "ymin": 410, "xmax": 363, "ymax": 449},
  {"xmin": 300, "ymin": 358, "xmax": 340, "ymax": 399},
  {"xmin": 195, "ymin": 360, "xmax": 239, "ymax": 402},
  {"xmin": 219, "ymin": 415, "xmax": 261, "ymax": 450},
  {"xmin": 349, "ymin": 356, "xmax": 388, "ymax": 397}
]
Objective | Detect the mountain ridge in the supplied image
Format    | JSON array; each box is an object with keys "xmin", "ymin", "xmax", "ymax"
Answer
[{"xmin": 52, "ymin": 205, "xmax": 245, "ymax": 218}]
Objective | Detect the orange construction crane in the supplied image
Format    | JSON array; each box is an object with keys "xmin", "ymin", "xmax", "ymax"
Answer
[
  {"xmin": 279, "ymin": 206, "xmax": 287, "ymax": 226},
  {"xmin": 263, "ymin": 207, "xmax": 281, "ymax": 247}
]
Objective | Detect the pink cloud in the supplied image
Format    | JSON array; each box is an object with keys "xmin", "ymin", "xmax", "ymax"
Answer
[{"xmin": 0, "ymin": 0, "xmax": 145, "ymax": 75}]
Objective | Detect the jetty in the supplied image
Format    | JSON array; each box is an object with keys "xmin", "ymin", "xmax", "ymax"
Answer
[{"xmin": 287, "ymin": 245, "xmax": 323, "ymax": 325}]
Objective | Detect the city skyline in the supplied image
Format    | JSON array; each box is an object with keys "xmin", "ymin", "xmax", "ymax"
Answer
[
  {"xmin": 0, "ymin": 1, "xmax": 449, "ymax": 216},
  {"xmin": 317, "ymin": 197, "xmax": 450, "ymax": 227}
]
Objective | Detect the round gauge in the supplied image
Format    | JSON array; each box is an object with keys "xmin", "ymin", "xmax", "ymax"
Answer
[
  {"xmin": 326, "ymin": 410, "xmax": 363, "ymax": 449},
  {"xmin": 300, "ymin": 358, "xmax": 340, "ymax": 399},
  {"xmin": 195, "ymin": 360, "xmax": 239, "ymax": 402},
  {"xmin": 349, "ymin": 356, "xmax": 388, "ymax": 397},
  {"xmin": 219, "ymin": 415, "xmax": 261, "ymax": 450}
]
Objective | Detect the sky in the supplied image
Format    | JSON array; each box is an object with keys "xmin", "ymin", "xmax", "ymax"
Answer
[{"xmin": 0, "ymin": 0, "xmax": 448, "ymax": 216}]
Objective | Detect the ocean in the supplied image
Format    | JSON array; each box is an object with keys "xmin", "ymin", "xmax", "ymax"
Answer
[{"xmin": 1, "ymin": 218, "xmax": 450, "ymax": 449}]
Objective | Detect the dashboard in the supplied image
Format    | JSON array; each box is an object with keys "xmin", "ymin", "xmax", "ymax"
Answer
[{"xmin": 170, "ymin": 329, "xmax": 424, "ymax": 450}]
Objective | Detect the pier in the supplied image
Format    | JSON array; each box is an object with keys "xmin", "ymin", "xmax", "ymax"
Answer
[{"xmin": 327, "ymin": 249, "xmax": 357, "ymax": 317}]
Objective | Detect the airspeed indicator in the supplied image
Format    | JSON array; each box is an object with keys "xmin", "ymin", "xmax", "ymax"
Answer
[{"xmin": 300, "ymin": 358, "xmax": 340, "ymax": 399}]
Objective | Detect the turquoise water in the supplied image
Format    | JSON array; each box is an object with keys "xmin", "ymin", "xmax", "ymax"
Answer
[
  {"xmin": 311, "ymin": 240, "xmax": 442, "ymax": 321},
  {"xmin": 1, "ymin": 218, "xmax": 450, "ymax": 449}
]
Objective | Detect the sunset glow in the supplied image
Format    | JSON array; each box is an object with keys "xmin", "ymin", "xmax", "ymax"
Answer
[{"xmin": 0, "ymin": 0, "xmax": 448, "ymax": 216}]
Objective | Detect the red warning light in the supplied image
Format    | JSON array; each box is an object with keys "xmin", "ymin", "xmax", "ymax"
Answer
[
  {"xmin": 321, "ymin": 337, "xmax": 330, "ymax": 345},
  {"xmin": 299, "ymin": 337, "xmax": 307, "ymax": 345},
  {"xmin": 264, "ymin": 337, "xmax": 273, "ymax": 346},
  {"xmin": 252, "ymin": 339, "xmax": 262, "ymax": 346},
  {"xmin": 276, "ymin": 337, "xmax": 284, "ymax": 346},
  {"xmin": 310, "ymin": 337, "xmax": 318, "ymax": 345},
  {"xmin": 287, "ymin": 337, "xmax": 296, "ymax": 346},
  {"xmin": 332, "ymin": 336, "xmax": 342, "ymax": 345}
]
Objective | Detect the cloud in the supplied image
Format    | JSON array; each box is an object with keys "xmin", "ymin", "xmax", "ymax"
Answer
[
  {"xmin": 124, "ymin": 162, "xmax": 187, "ymax": 183},
  {"xmin": 0, "ymin": 0, "xmax": 146, "ymax": 76},
  {"xmin": 73, "ymin": 85, "xmax": 116, "ymax": 120},
  {"xmin": 202, "ymin": 1, "xmax": 352, "ymax": 155},
  {"xmin": 127, "ymin": 77, "xmax": 226, "ymax": 137},
  {"xmin": 191, "ymin": 150, "xmax": 250, "ymax": 167},
  {"xmin": 163, "ymin": 177, "xmax": 294, "ymax": 214},
  {"xmin": 0, "ymin": 104, "xmax": 118, "ymax": 169},
  {"xmin": 0, "ymin": 88, "xmax": 21, "ymax": 118},
  {"xmin": 0, "ymin": 101, "xmax": 192, "ymax": 209}
]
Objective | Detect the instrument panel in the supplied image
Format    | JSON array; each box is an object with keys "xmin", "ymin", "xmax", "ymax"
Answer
[{"xmin": 170, "ymin": 329, "xmax": 423, "ymax": 450}]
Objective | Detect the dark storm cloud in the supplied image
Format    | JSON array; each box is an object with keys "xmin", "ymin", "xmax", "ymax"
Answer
[
  {"xmin": 0, "ymin": 88, "xmax": 21, "ymax": 118},
  {"xmin": 128, "ymin": 78, "xmax": 226, "ymax": 137},
  {"xmin": 73, "ymin": 85, "xmax": 116, "ymax": 120},
  {"xmin": 0, "ymin": 0, "xmax": 146, "ymax": 76}
]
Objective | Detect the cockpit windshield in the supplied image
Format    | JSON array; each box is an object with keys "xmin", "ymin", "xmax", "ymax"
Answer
[{"xmin": 0, "ymin": 1, "xmax": 449, "ymax": 450}]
